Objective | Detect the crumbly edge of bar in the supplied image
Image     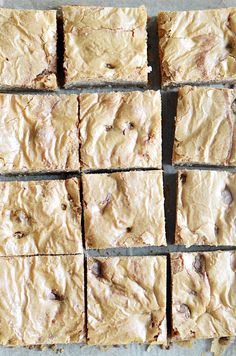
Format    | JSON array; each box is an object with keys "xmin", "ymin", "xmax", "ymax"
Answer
[
  {"xmin": 64, "ymin": 80, "xmax": 148, "ymax": 89},
  {"xmin": 0, "ymin": 84, "xmax": 58, "ymax": 91},
  {"xmin": 172, "ymin": 159, "xmax": 236, "ymax": 168},
  {"xmin": 162, "ymin": 78, "xmax": 236, "ymax": 88}
]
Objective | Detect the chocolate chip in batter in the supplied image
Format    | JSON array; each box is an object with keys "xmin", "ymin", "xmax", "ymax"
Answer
[
  {"xmin": 49, "ymin": 289, "xmax": 64, "ymax": 301},
  {"xmin": 61, "ymin": 204, "xmax": 67, "ymax": 210},
  {"xmin": 106, "ymin": 63, "xmax": 115, "ymax": 69},
  {"xmin": 91, "ymin": 260, "xmax": 103, "ymax": 278},
  {"xmin": 172, "ymin": 329, "xmax": 179, "ymax": 337},
  {"xmin": 126, "ymin": 227, "xmax": 132, "ymax": 233},
  {"xmin": 67, "ymin": 193, "xmax": 73, "ymax": 203},
  {"xmin": 219, "ymin": 337, "xmax": 232, "ymax": 346},
  {"xmin": 14, "ymin": 231, "xmax": 25, "ymax": 239},
  {"xmin": 214, "ymin": 224, "xmax": 220, "ymax": 235},
  {"xmin": 179, "ymin": 304, "xmax": 191, "ymax": 318},
  {"xmin": 122, "ymin": 122, "xmax": 135, "ymax": 135},
  {"xmin": 226, "ymin": 42, "xmax": 233, "ymax": 52},
  {"xmin": 180, "ymin": 173, "xmax": 187, "ymax": 184},
  {"xmin": 221, "ymin": 186, "xmax": 233, "ymax": 205},
  {"xmin": 105, "ymin": 125, "xmax": 113, "ymax": 131},
  {"xmin": 193, "ymin": 254, "xmax": 206, "ymax": 275}
]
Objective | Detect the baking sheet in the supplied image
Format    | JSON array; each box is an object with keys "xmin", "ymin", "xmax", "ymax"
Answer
[{"xmin": 0, "ymin": 0, "xmax": 236, "ymax": 355}]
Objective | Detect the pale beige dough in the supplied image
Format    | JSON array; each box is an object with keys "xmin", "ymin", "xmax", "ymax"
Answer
[
  {"xmin": 0, "ymin": 255, "xmax": 85, "ymax": 346},
  {"xmin": 0, "ymin": 94, "xmax": 79, "ymax": 173},
  {"xmin": 0, "ymin": 178, "xmax": 82, "ymax": 255},
  {"xmin": 87, "ymin": 256, "xmax": 167, "ymax": 345},
  {"xmin": 0, "ymin": 8, "xmax": 57, "ymax": 89},
  {"xmin": 62, "ymin": 5, "xmax": 149, "ymax": 87},
  {"xmin": 80, "ymin": 90, "xmax": 162, "ymax": 170},
  {"xmin": 171, "ymin": 251, "xmax": 236, "ymax": 340},
  {"xmin": 158, "ymin": 8, "xmax": 236, "ymax": 86},
  {"xmin": 175, "ymin": 170, "xmax": 236, "ymax": 246},
  {"xmin": 173, "ymin": 86, "xmax": 236, "ymax": 166},
  {"xmin": 82, "ymin": 170, "xmax": 166, "ymax": 249}
]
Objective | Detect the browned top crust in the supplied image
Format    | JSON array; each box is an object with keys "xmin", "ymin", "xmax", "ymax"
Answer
[
  {"xmin": 83, "ymin": 170, "xmax": 166, "ymax": 249},
  {"xmin": 79, "ymin": 90, "xmax": 162, "ymax": 170},
  {"xmin": 171, "ymin": 251, "xmax": 236, "ymax": 340},
  {"xmin": 0, "ymin": 8, "xmax": 57, "ymax": 89},
  {"xmin": 0, "ymin": 255, "xmax": 85, "ymax": 346},
  {"xmin": 87, "ymin": 256, "xmax": 167, "ymax": 345},
  {"xmin": 0, "ymin": 178, "xmax": 82, "ymax": 255},
  {"xmin": 173, "ymin": 86, "xmax": 236, "ymax": 166},
  {"xmin": 175, "ymin": 170, "xmax": 236, "ymax": 246},
  {"xmin": 0, "ymin": 94, "xmax": 79, "ymax": 173},
  {"xmin": 158, "ymin": 8, "xmax": 236, "ymax": 86},
  {"xmin": 62, "ymin": 5, "xmax": 149, "ymax": 87}
]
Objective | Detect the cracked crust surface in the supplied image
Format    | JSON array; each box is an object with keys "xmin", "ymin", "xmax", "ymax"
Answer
[
  {"xmin": 79, "ymin": 90, "xmax": 162, "ymax": 170},
  {"xmin": 158, "ymin": 8, "xmax": 236, "ymax": 86},
  {"xmin": 62, "ymin": 5, "xmax": 149, "ymax": 87},
  {"xmin": 0, "ymin": 178, "xmax": 82, "ymax": 255},
  {"xmin": 0, "ymin": 9, "xmax": 57, "ymax": 90},
  {"xmin": 171, "ymin": 251, "xmax": 236, "ymax": 340},
  {"xmin": 0, "ymin": 255, "xmax": 85, "ymax": 346},
  {"xmin": 82, "ymin": 171, "xmax": 166, "ymax": 249},
  {"xmin": 173, "ymin": 86, "xmax": 236, "ymax": 166},
  {"xmin": 175, "ymin": 170, "xmax": 236, "ymax": 246},
  {"xmin": 87, "ymin": 256, "xmax": 167, "ymax": 345},
  {"xmin": 0, "ymin": 94, "xmax": 79, "ymax": 173}
]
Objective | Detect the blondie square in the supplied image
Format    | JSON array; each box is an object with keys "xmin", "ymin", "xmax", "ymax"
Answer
[
  {"xmin": 0, "ymin": 8, "xmax": 57, "ymax": 89},
  {"xmin": 0, "ymin": 94, "xmax": 79, "ymax": 173},
  {"xmin": 173, "ymin": 86, "xmax": 236, "ymax": 166},
  {"xmin": 171, "ymin": 251, "xmax": 236, "ymax": 340},
  {"xmin": 62, "ymin": 5, "xmax": 149, "ymax": 87},
  {"xmin": 87, "ymin": 256, "xmax": 167, "ymax": 345},
  {"xmin": 158, "ymin": 8, "xmax": 236, "ymax": 86},
  {"xmin": 0, "ymin": 178, "xmax": 83, "ymax": 255},
  {"xmin": 83, "ymin": 171, "xmax": 166, "ymax": 249},
  {"xmin": 175, "ymin": 170, "xmax": 236, "ymax": 246},
  {"xmin": 0, "ymin": 255, "xmax": 85, "ymax": 345},
  {"xmin": 80, "ymin": 91, "xmax": 162, "ymax": 170}
]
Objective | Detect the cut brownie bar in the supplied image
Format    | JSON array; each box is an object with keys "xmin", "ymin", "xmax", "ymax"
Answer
[
  {"xmin": 171, "ymin": 251, "xmax": 236, "ymax": 340},
  {"xmin": 62, "ymin": 5, "xmax": 149, "ymax": 87},
  {"xmin": 0, "ymin": 178, "xmax": 82, "ymax": 255},
  {"xmin": 0, "ymin": 9, "xmax": 57, "ymax": 90},
  {"xmin": 87, "ymin": 256, "xmax": 167, "ymax": 345},
  {"xmin": 83, "ymin": 171, "xmax": 166, "ymax": 249},
  {"xmin": 0, "ymin": 94, "xmax": 79, "ymax": 173},
  {"xmin": 158, "ymin": 8, "xmax": 236, "ymax": 87},
  {"xmin": 175, "ymin": 170, "xmax": 236, "ymax": 246},
  {"xmin": 80, "ymin": 90, "xmax": 162, "ymax": 170},
  {"xmin": 173, "ymin": 86, "xmax": 236, "ymax": 166},
  {"xmin": 0, "ymin": 255, "xmax": 85, "ymax": 345}
]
